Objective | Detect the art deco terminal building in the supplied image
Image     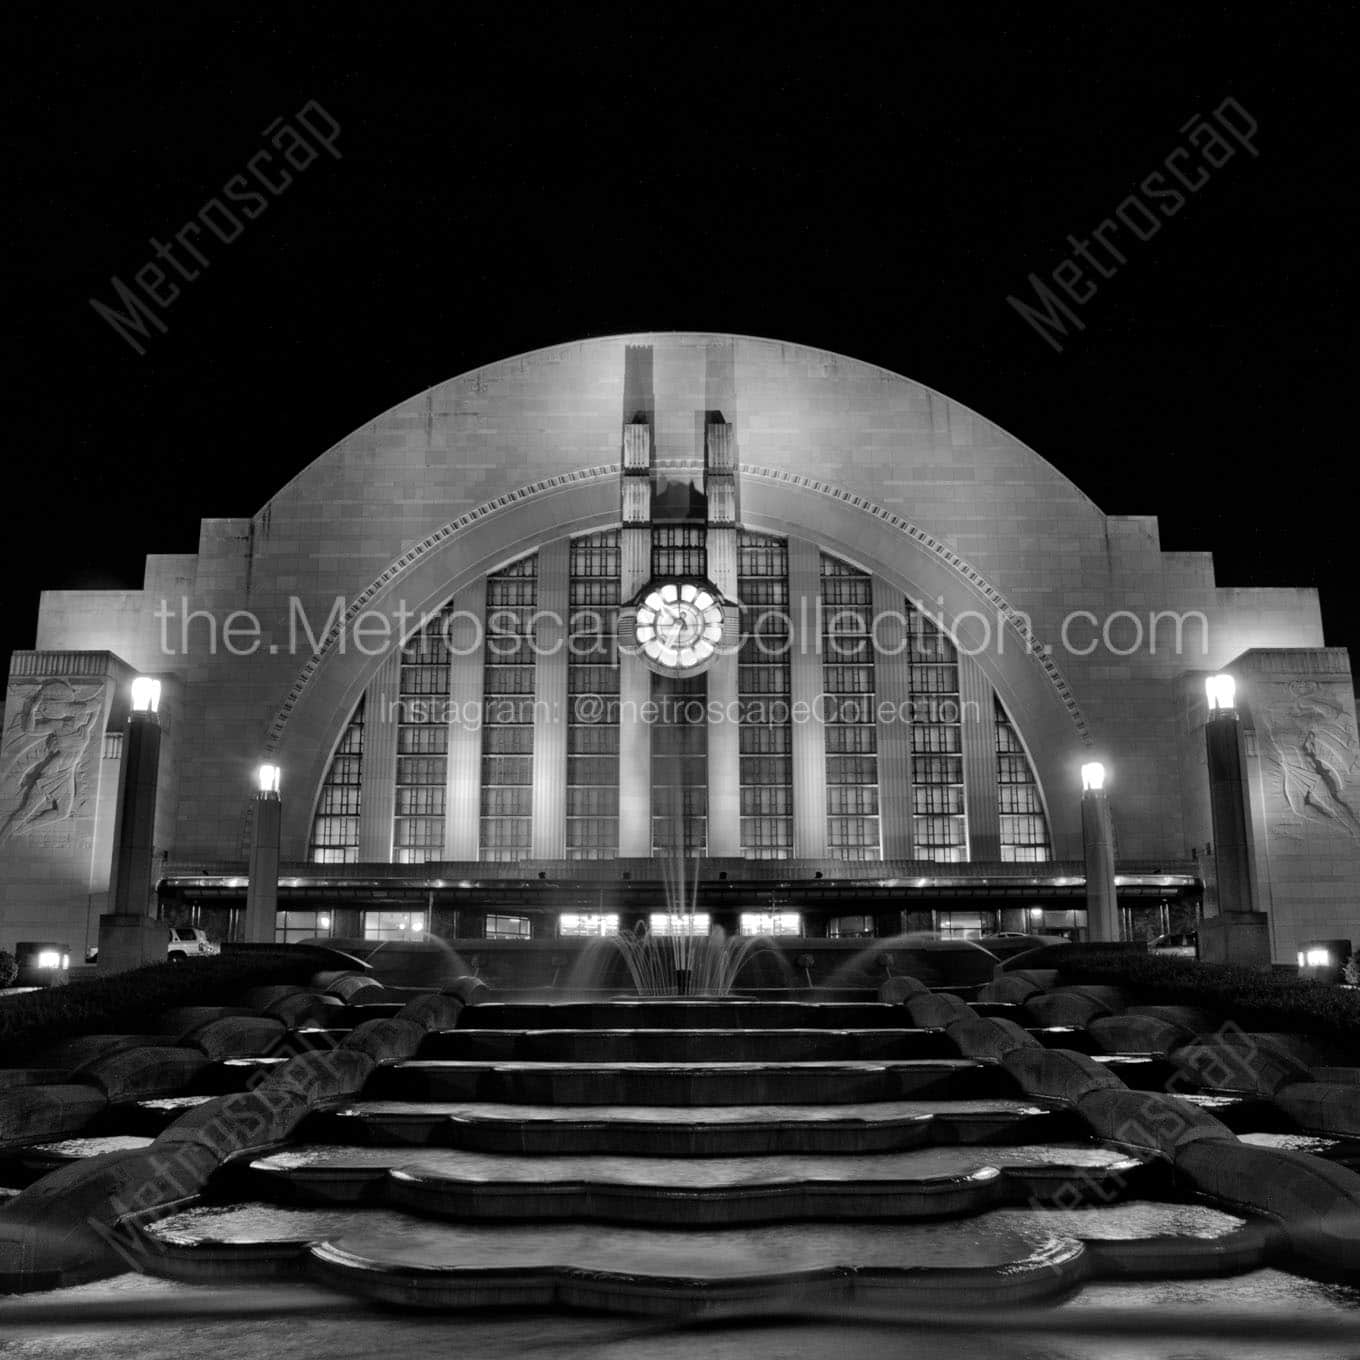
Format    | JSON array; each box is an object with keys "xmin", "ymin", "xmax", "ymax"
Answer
[{"xmin": 2, "ymin": 335, "xmax": 1356, "ymax": 969}]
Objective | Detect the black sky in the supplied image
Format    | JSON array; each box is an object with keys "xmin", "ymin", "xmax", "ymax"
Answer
[{"xmin": 4, "ymin": 4, "xmax": 1356, "ymax": 678}]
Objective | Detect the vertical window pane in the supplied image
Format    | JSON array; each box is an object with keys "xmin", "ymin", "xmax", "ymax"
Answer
[
  {"xmin": 394, "ymin": 605, "xmax": 455, "ymax": 864},
  {"xmin": 908, "ymin": 603, "xmax": 967, "ymax": 862},
  {"xmin": 996, "ymin": 696, "xmax": 1051, "ymax": 862},
  {"xmin": 652, "ymin": 673, "xmax": 707, "ymax": 854},
  {"xmin": 480, "ymin": 556, "xmax": 537, "ymax": 862},
  {"xmin": 739, "ymin": 531, "xmax": 793, "ymax": 858},
  {"xmin": 309, "ymin": 698, "xmax": 364, "ymax": 864},
  {"xmin": 822, "ymin": 555, "xmax": 880, "ymax": 860},
  {"xmin": 567, "ymin": 531, "xmax": 620, "ymax": 859}
]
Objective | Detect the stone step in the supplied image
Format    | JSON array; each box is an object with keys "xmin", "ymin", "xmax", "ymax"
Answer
[
  {"xmin": 247, "ymin": 1142, "xmax": 1140, "ymax": 1222},
  {"xmin": 368, "ymin": 1058, "xmax": 999, "ymax": 1105},
  {"xmin": 420, "ymin": 1027, "xmax": 954, "ymax": 1063},
  {"xmin": 456, "ymin": 1001, "xmax": 907, "ymax": 1030},
  {"xmin": 140, "ymin": 1206, "xmax": 1085, "ymax": 1308},
  {"xmin": 316, "ymin": 1097, "xmax": 1073, "ymax": 1154}
]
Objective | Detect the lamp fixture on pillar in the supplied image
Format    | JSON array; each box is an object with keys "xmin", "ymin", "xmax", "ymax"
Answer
[
  {"xmin": 130, "ymin": 676, "xmax": 161, "ymax": 713},
  {"xmin": 1205, "ymin": 673, "xmax": 1236, "ymax": 713},
  {"xmin": 1080, "ymin": 760, "xmax": 1118, "ymax": 941},
  {"xmin": 244, "ymin": 761, "xmax": 282, "ymax": 944},
  {"xmin": 109, "ymin": 676, "xmax": 163, "ymax": 914},
  {"xmin": 98, "ymin": 675, "xmax": 168, "ymax": 971}
]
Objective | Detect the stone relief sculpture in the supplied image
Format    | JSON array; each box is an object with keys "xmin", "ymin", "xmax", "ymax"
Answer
[
  {"xmin": 0, "ymin": 678, "xmax": 106, "ymax": 844},
  {"xmin": 1260, "ymin": 678, "xmax": 1360, "ymax": 842}
]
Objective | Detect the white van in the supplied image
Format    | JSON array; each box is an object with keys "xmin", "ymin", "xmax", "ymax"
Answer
[{"xmin": 167, "ymin": 927, "xmax": 220, "ymax": 959}]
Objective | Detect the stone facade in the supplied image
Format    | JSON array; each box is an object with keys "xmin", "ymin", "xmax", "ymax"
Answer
[{"xmin": 1, "ymin": 334, "xmax": 1352, "ymax": 963}]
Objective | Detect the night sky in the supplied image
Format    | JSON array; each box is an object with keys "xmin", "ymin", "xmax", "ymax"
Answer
[{"xmin": 4, "ymin": 5, "xmax": 1356, "ymax": 679}]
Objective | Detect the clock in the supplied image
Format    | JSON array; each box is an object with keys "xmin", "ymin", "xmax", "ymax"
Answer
[{"xmin": 634, "ymin": 581, "xmax": 725, "ymax": 673}]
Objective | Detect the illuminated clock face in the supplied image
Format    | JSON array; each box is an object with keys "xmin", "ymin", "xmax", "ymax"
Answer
[{"xmin": 636, "ymin": 582, "xmax": 724, "ymax": 671}]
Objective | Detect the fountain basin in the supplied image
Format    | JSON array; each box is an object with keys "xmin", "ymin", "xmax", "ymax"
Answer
[{"xmin": 307, "ymin": 1216, "xmax": 1087, "ymax": 1313}]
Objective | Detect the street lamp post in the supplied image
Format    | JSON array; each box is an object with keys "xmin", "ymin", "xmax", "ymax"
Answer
[
  {"xmin": 244, "ymin": 763, "xmax": 282, "ymax": 944},
  {"xmin": 1080, "ymin": 761, "xmax": 1118, "ymax": 942}
]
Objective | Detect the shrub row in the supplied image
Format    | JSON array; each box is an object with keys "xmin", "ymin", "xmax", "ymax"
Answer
[
  {"xmin": 1026, "ymin": 945, "xmax": 1360, "ymax": 1038},
  {"xmin": 0, "ymin": 949, "xmax": 331, "ymax": 1066}
]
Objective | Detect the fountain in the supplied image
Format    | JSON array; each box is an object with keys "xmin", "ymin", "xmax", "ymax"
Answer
[
  {"xmin": 562, "ymin": 849, "xmax": 792, "ymax": 997},
  {"xmin": 564, "ymin": 712, "xmax": 793, "ymax": 996},
  {"xmin": 572, "ymin": 919, "xmax": 789, "ymax": 997}
]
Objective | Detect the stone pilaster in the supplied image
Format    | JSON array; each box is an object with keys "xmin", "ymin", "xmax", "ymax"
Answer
[
  {"xmin": 788, "ymin": 538, "xmax": 827, "ymax": 859},
  {"xmin": 871, "ymin": 578, "xmax": 913, "ymax": 860},
  {"xmin": 959, "ymin": 654, "xmax": 999, "ymax": 861},
  {"xmin": 358, "ymin": 649, "xmax": 401, "ymax": 862},
  {"xmin": 531, "ymin": 538, "xmax": 570, "ymax": 859},
  {"xmin": 444, "ymin": 585, "xmax": 486, "ymax": 861}
]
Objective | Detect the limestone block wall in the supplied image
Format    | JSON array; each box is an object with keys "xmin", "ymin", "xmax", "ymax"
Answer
[{"xmin": 1, "ymin": 335, "xmax": 1343, "ymax": 946}]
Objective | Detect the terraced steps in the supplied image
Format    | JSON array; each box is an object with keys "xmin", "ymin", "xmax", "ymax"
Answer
[
  {"xmin": 142, "ymin": 1208, "xmax": 1087, "ymax": 1307},
  {"xmin": 317, "ymin": 1096, "xmax": 1073, "ymax": 1153},
  {"xmin": 245, "ymin": 1142, "xmax": 1139, "ymax": 1221},
  {"xmin": 455, "ymin": 1001, "xmax": 908, "ymax": 1030},
  {"xmin": 369, "ymin": 1058, "xmax": 996, "ymax": 1105},
  {"xmin": 419, "ymin": 1026, "xmax": 954, "ymax": 1062}
]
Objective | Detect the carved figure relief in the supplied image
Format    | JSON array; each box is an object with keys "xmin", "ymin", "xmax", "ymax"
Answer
[
  {"xmin": 0, "ymin": 679, "xmax": 106, "ymax": 844},
  {"xmin": 1260, "ymin": 679, "xmax": 1360, "ymax": 841}
]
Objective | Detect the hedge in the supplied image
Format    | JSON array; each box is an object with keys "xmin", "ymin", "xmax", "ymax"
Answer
[
  {"xmin": 0, "ymin": 949, "xmax": 330, "ymax": 1067},
  {"xmin": 1028, "ymin": 944, "xmax": 1360, "ymax": 1038}
]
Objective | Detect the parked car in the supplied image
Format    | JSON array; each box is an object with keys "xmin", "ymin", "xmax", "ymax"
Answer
[
  {"xmin": 1149, "ymin": 931, "xmax": 1197, "ymax": 959},
  {"xmin": 86, "ymin": 927, "xmax": 220, "ymax": 965},
  {"xmin": 167, "ymin": 927, "xmax": 220, "ymax": 959},
  {"xmin": 13, "ymin": 941, "xmax": 71, "ymax": 987}
]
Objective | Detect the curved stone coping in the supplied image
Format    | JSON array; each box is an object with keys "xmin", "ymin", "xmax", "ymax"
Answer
[
  {"xmin": 0, "ymin": 1069, "xmax": 72, "ymax": 1088},
  {"xmin": 323, "ymin": 1097, "xmax": 1062, "ymax": 1154},
  {"xmin": 371, "ymin": 1058, "xmax": 993, "ymax": 1106},
  {"xmin": 36, "ymin": 1035, "xmax": 167, "ymax": 1071},
  {"xmin": 248, "ymin": 1142, "xmax": 1137, "ymax": 1218},
  {"xmin": 1173, "ymin": 1138, "xmax": 1360, "ymax": 1272},
  {"xmin": 1274, "ymin": 1082, "xmax": 1360, "ymax": 1139},
  {"xmin": 1314, "ymin": 1066, "xmax": 1360, "ymax": 1085},
  {"xmin": 307, "ymin": 1216, "xmax": 1087, "ymax": 1312},
  {"xmin": 423, "ymin": 1027, "xmax": 954, "ymax": 1063},
  {"xmin": 74, "ymin": 1047, "xmax": 211, "ymax": 1103},
  {"xmin": 0, "ymin": 1083, "xmax": 110, "ymax": 1152}
]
